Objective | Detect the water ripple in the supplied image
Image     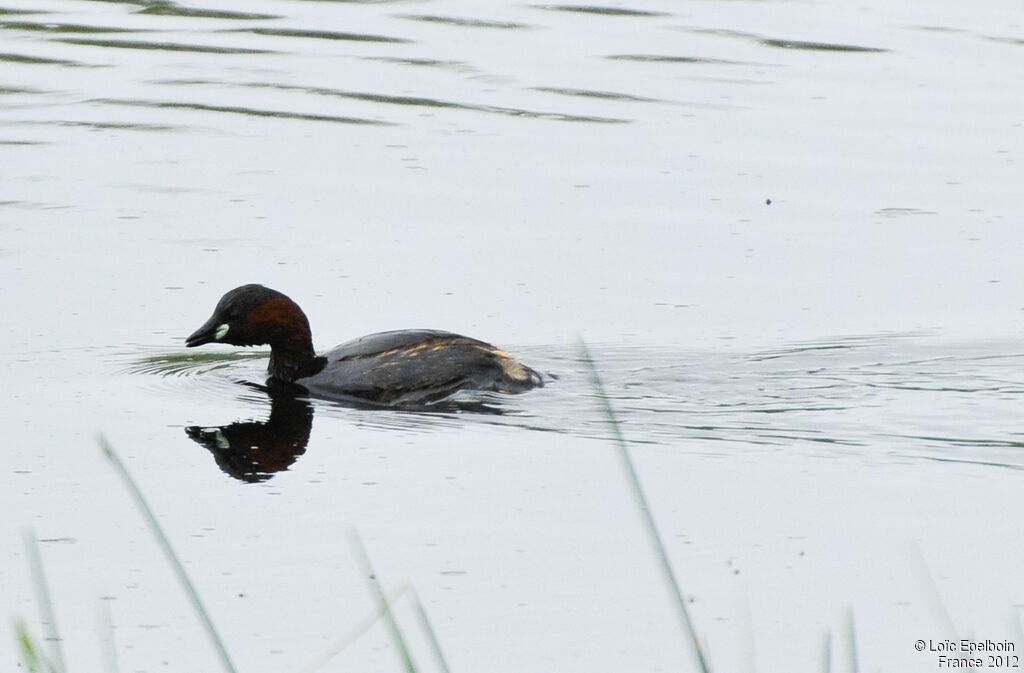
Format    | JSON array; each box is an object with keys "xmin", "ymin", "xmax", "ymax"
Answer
[
  {"xmin": 118, "ymin": 336, "xmax": 1024, "ymax": 470},
  {"xmin": 682, "ymin": 27, "xmax": 889, "ymax": 53},
  {"xmin": 20, "ymin": 119, "xmax": 185, "ymax": 131},
  {"xmin": 119, "ymin": 349, "xmax": 267, "ymax": 378},
  {"xmin": 154, "ymin": 79, "xmax": 630, "ymax": 123},
  {"xmin": 396, "ymin": 14, "xmax": 532, "ymax": 30},
  {"xmin": 225, "ymin": 27, "xmax": 412, "ymax": 43},
  {"xmin": 759, "ymin": 38, "xmax": 888, "ymax": 53},
  {"xmin": 0, "ymin": 21, "xmax": 142, "ymax": 34},
  {"xmin": 531, "ymin": 86, "xmax": 663, "ymax": 103},
  {"xmin": 533, "ymin": 5, "xmax": 670, "ymax": 17},
  {"xmin": 0, "ymin": 51, "xmax": 98, "ymax": 66},
  {"xmin": 57, "ymin": 38, "xmax": 277, "ymax": 54},
  {"xmin": 362, "ymin": 56, "xmax": 475, "ymax": 71},
  {"xmin": 90, "ymin": 98, "xmax": 393, "ymax": 125},
  {"xmin": 607, "ymin": 54, "xmax": 769, "ymax": 66},
  {"xmin": 138, "ymin": 3, "xmax": 279, "ymax": 20}
]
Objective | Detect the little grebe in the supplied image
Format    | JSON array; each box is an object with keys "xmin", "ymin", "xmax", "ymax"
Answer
[{"xmin": 186, "ymin": 284, "xmax": 543, "ymax": 405}]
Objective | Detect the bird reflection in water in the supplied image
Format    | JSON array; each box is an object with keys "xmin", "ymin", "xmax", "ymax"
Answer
[
  {"xmin": 186, "ymin": 384, "xmax": 313, "ymax": 483},
  {"xmin": 185, "ymin": 382, "xmax": 508, "ymax": 482}
]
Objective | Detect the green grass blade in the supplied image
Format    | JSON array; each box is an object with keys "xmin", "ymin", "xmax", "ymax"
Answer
[
  {"xmin": 348, "ymin": 529, "xmax": 418, "ymax": 673},
  {"xmin": 98, "ymin": 599, "xmax": 120, "ymax": 673},
  {"xmin": 821, "ymin": 630, "xmax": 831, "ymax": 673},
  {"xmin": 909, "ymin": 547, "xmax": 982, "ymax": 671},
  {"xmin": 577, "ymin": 340, "xmax": 711, "ymax": 673},
  {"xmin": 299, "ymin": 582, "xmax": 448, "ymax": 673},
  {"xmin": 298, "ymin": 581, "xmax": 414, "ymax": 673},
  {"xmin": 22, "ymin": 530, "xmax": 66, "ymax": 673},
  {"xmin": 910, "ymin": 545, "xmax": 957, "ymax": 638},
  {"xmin": 734, "ymin": 586, "xmax": 755, "ymax": 673},
  {"xmin": 844, "ymin": 608, "xmax": 858, "ymax": 673},
  {"xmin": 14, "ymin": 619, "xmax": 55, "ymax": 673},
  {"xmin": 409, "ymin": 587, "xmax": 451, "ymax": 673},
  {"xmin": 99, "ymin": 436, "xmax": 237, "ymax": 673}
]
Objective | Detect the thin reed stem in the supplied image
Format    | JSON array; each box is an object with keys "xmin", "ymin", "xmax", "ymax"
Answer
[
  {"xmin": 98, "ymin": 599, "xmax": 120, "ymax": 673},
  {"xmin": 348, "ymin": 529, "xmax": 418, "ymax": 673},
  {"xmin": 99, "ymin": 436, "xmax": 237, "ymax": 673},
  {"xmin": 577, "ymin": 340, "xmax": 711, "ymax": 673},
  {"xmin": 409, "ymin": 587, "xmax": 451, "ymax": 673},
  {"xmin": 14, "ymin": 619, "xmax": 58, "ymax": 673},
  {"xmin": 845, "ymin": 608, "xmax": 858, "ymax": 673},
  {"xmin": 299, "ymin": 582, "xmax": 413, "ymax": 673},
  {"xmin": 22, "ymin": 530, "xmax": 66, "ymax": 673}
]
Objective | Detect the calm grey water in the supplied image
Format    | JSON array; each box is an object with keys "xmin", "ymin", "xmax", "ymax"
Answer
[{"xmin": 3, "ymin": 1, "xmax": 1023, "ymax": 672}]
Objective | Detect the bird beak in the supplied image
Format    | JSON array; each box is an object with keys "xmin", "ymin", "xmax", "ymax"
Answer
[{"xmin": 186, "ymin": 315, "xmax": 226, "ymax": 347}]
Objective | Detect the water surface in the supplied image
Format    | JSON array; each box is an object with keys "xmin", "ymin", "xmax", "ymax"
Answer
[{"xmin": 3, "ymin": 1, "xmax": 1023, "ymax": 672}]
